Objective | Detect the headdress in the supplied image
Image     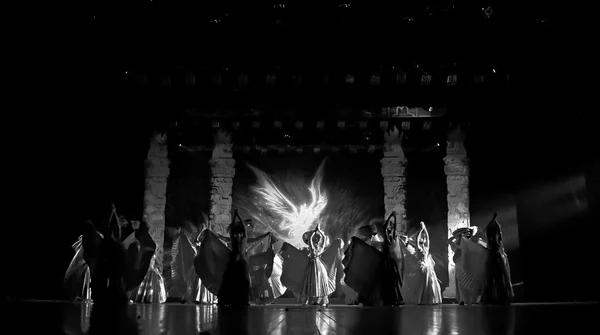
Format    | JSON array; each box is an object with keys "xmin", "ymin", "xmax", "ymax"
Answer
[
  {"xmin": 384, "ymin": 212, "xmax": 397, "ymax": 242},
  {"xmin": 487, "ymin": 212, "xmax": 500, "ymax": 231},
  {"xmin": 486, "ymin": 212, "xmax": 504, "ymax": 245},
  {"xmin": 356, "ymin": 224, "xmax": 378, "ymax": 240},
  {"xmin": 303, "ymin": 223, "xmax": 325, "ymax": 246},
  {"xmin": 228, "ymin": 209, "xmax": 246, "ymax": 238}
]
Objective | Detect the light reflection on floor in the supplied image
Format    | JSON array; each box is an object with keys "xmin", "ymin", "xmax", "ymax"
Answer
[{"xmin": 6, "ymin": 300, "xmax": 598, "ymax": 335}]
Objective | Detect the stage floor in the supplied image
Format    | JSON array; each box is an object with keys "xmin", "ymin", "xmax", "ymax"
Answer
[{"xmin": 6, "ymin": 300, "xmax": 598, "ymax": 335}]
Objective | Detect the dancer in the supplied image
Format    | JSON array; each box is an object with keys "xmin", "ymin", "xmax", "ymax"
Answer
[
  {"xmin": 399, "ymin": 221, "xmax": 443, "ymax": 305},
  {"xmin": 122, "ymin": 220, "xmax": 156, "ymax": 290},
  {"xmin": 342, "ymin": 213, "xmax": 404, "ymax": 306},
  {"xmin": 188, "ymin": 222, "xmax": 218, "ymax": 304},
  {"xmin": 124, "ymin": 221, "xmax": 167, "ymax": 303},
  {"xmin": 448, "ymin": 226, "xmax": 489, "ymax": 305},
  {"xmin": 216, "ymin": 210, "xmax": 251, "ymax": 306},
  {"xmin": 63, "ymin": 232, "xmax": 92, "ymax": 302},
  {"xmin": 481, "ymin": 213, "xmax": 514, "ymax": 305},
  {"xmin": 195, "ymin": 210, "xmax": 271, "ymax": 306},
  {"xmin": 340, "ymin": 220, "xmax": 377, "ymax": 305},
  {"xmin": 280, "ymin": 224, "xmax": 343, "ymax": 306},
  {"xmin": 82, "ymin": 200, "xmax": 130, "ymax": 304},
  {"xmin": 69, "ymin": 201, "xmax": 115, "ymax": 303},
  {"xmin": 268, "ymin": 253, "xmax": 287, "ymax": 299},
  {"xmin": 169, "ymin": 223, "xmax": 204, "ymax": 303},
  {"xmin": 242, "ymin": 219, "xmax": 281, "ymax": 304}
]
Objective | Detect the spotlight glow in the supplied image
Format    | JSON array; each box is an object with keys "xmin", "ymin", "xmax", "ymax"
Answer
[{"xmin": 246, "ymin": 160, "xmax": 328, "ymax": 247}]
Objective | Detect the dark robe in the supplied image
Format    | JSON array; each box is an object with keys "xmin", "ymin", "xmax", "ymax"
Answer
[
  {"xmin": 217, "ymin": 234, "xmax": 251, "ymax": 306},
  {"xmin": 481, "ymin": 218, "xmax": 514, "ymax": 305},
  {"xmin": 343, "ymin": 237, "xmax": 404, "ymax": 306}
]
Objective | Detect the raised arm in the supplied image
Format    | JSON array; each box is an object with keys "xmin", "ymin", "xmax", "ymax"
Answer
[
  {"xmin": 417, "ymin": 222, "xmax": 430, "ymax": 256},
  {"xmin": 308, "ymin": 232, "xmax": 316, "ymax": 257}
]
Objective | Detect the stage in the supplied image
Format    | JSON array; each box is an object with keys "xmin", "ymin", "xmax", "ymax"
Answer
[{"xmin": 6, "ymin": 300, "xmax": 598, "ymax": 335}]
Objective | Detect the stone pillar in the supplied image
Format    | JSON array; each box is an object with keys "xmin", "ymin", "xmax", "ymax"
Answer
[
  {"xmin": 143, "ymin": 131, "xmax": 170, "ymax": 272},
  {"xmin": 209, "ymin": 130, "xmax": 235, "ymax": 235},
  {"xmin": 380, "ymin": 125, "xmax": 408, "ymax": 234},
  {"xmin": 443, "ymin": 125, "xmax": 470, "ymax": 299}
]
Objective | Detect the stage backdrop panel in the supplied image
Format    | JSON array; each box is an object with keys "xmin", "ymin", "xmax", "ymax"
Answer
[{"xmin": 233, "ymin": 153, "xmax": 384, "ymax": 248}]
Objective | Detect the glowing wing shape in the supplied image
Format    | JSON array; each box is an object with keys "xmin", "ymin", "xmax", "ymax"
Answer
[
  {"xmin": 306, "ymin": 159, "xmax": 328, "ymax": 220},
  {"xmin": 248, "ymin": 163, "xmax": 298, "ymax": 216}
]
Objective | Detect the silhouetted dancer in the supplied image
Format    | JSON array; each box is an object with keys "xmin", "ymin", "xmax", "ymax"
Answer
[
  {"xmin": 124, "ymin": 221, "xmax": 167, "ymax": 303},
  {"xmin": 217, "ymin": 210, "xmax": 252, "ymax": 306},
  {"xmin": 81, "ymin": 200, "xmax": 122, "ymax": 303},
  {"xmin": 343, "ymin": 213, "xmax": 404, "ymax": 306},
  {"xmin": 481, "ymin": 213, "xmax": 514, "ymax": 305},
  {"xmin": 448, "ymin": 226, "xmax": 488, "ymax": 305}
]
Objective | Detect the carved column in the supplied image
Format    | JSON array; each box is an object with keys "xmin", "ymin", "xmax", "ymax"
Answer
[
  {"xmin": 143, "ymin": 131, "xmax": 170, "ymax": 272},
  {"xmin": 443, "ymin": 126, "xmax": 471, "ymax": 299},
  {"xmin": 380, "ymin": 126, "xmax": 408, "ymax": 234},
  {"xmin": 209, "ymin": 130, "xmax": 235, "ymax": 235}
]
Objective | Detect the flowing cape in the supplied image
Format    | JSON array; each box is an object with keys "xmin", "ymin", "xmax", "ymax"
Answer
[
  {"xmin": 400, "ymin": 242, "xmax": 442, "ymax": 304},
  {"xmin": 82, "ymin": 223, "xmax": 104, "ymax": 279},
  {"xmin": 280, "ymin": 239, "xmax": 343, "ymax": 297},
  {"xmin": 170, "ymin": 230, "xmax": 198, "ymax": 301},
  {"xmin": 342, "ymin": 237, "xmax": 383, "ymax": 293},
  {"xmin": 122, "ymin": 232, "xmax": 156, "ymax": 291},
  {"xmin": 269, "ymin": 254, "xmax": 287, "ymax": 298},
  {"xmin": 482, "ymin": 247, "xmax": 514, "ymax": 304},
  {"xmin": 456, "ymin": 237, "xmax": 488, "ymax": 298},
  {"xmin": 129, "ymin": 254, "xmax": 167, "ymax": 303},
  {"xmin": 246, "ymin": 232, "xmax": 277, "ymax": 290},
  {"xmin": 194, "ymin": 230, "xmax": 233, "ymax": 295},
  {"xmin": 63, "ymin": 236, "xmax": 91, "ymax": 300},
  {"xmin": 194, "ymin": 230, "xmax": 278, "ymax": 297}
]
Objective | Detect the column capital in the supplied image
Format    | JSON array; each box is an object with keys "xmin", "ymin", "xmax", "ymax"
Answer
[
  {"xmin": 383, "ymin": 125, "xmax": 406, "ymax": 159},
  {"xmin": 381, "ymin": 157, "xmax": 407, "ymax": 177},
  {"xmin": 444, "ymin": 125, "xmax": 469, "ymax": 176},
  {"xmin": 443, "ymin": 155, "xmax": 469, "ymax": 176},
  {"xmin": 445, "ymin": 122, "xmax": 469, "ymax": 156},
  {"xmin": 148, "ymin": 131, "xmax": 168, "ymax": 158},
  {"xmin": 212, "ymin": 129, "xmax": 234, "ymax": 159},
  {"xmin": 210, "ymin": 157, "xmax": 236, "ymax": 178}
]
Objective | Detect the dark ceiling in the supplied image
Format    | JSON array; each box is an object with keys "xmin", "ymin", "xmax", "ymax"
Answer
[
  {"xmin": 72, "ymin": 2, "xmax": 593, "ymax": 66},
  {"xmin": 28, "ymin": 1, "xmax": 594, "ymax": 169}
]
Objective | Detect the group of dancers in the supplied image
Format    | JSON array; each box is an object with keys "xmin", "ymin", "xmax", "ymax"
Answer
[
  {"xmin": 64, "ymin": 201, "xmax": 514, "ymax": 307},
  {"xmin": 63, "ymin": 201, "xmax": 167, "ymax": 305}
]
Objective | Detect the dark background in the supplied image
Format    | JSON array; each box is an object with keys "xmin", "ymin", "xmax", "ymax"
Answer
[{"xmin": 8, "ymin": 2, "xmax": 597, "ymax": 302}]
